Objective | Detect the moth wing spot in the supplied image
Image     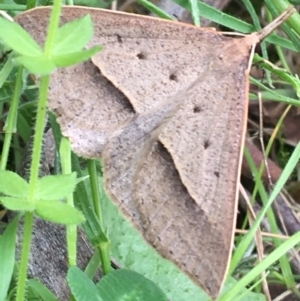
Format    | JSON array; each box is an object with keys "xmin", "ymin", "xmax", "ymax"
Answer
[{"xmin": 137, "ymin": 52, "xmax": 146, "ymax": 60}]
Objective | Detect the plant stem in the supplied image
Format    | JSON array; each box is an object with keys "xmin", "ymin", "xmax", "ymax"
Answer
[
  {"xmin": 87, "ymin": 160, "xmax": 104, "ymax": 229},
  {"xmin": 60, "ymin": 137, "xmax": 77, "ymax": 267},
  {"xmin": 44, "ymin": 0, "xmax": 62, "ymax": 58},
  {"xmin": 265, "ymin": 0, "xmax": 300, "ymax": 36},
  {"xmin": 28, "ymin": 0, "xmax": 63, "ymax": 199},
  {"xmin": 98, "ymin": 240, "xmax": 112, "ymax": 275},
  {"xmin": 0, "ymin": 66, "xmax": 23, "ymax": 170},
  {"xmin": 15, "ymin": 212, "xmax": 34, "ymax": 301},
  {"xmin": 16, "ymin": 73, "xmax": 50, "ymax": 301},
  {"xmin": 27, "ymin": 75, "xmax": 49, "ymax": 199},
  {"xmin": 87, "ymin": 160, "xmax": 112, "ymax": 275},
  {"xmin": 17, "ymin": 0, "xmax": 63, "ymax": 299}
]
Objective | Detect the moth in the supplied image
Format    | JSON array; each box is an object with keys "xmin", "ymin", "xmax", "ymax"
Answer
[{"xmin": 15, "ymin": 6, "xmax": 294, "ymax": 299}]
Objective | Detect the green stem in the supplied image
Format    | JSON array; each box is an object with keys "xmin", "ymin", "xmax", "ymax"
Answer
[
  {"xmin": 265, "ymin": 0, "xmax": 300, "ymax": 36},
  {"xmin": 60, "ymin": 137, "xmax": 77, "ymax": 267},
  {"xmin": 18, "ymin": 74, "xmax": 50, "ymax": 301},
  {"xmin": 87, "ymin": 160, "xmax": 104, "ymax": 228},
  {"xmin": 98, "ymin": 240, "xmax": 112, "ymax": 275},
  {"xmin": 243, "ymin": 0, "xmax": 272, "ymax": 86},
  {"xmin": 13, "ymin": 134, "xmax": 22, "ymax": 170},
  {"xmin": 276, "ymin": 44, "xmax": 291, "ymax": 71},
  {"xmin": 15, "ymin": 212, "xmax": 34, "ymax": 301},
  {"xmin": 28, "ymin": 0, "xmax": 63, "ymax": 199},
  {"xmin": 264, "ymin": 0, "xmax": 300, "ymax": 51},
  {"xmin": 87, "ymin": 160, "xmax": 112, "ymax": 275},
  {"xmin": 0, "ymin": 4, "xmax": 26, "ymax": 10},
  {"xmin": 28, "ymin": 0, "xmax": 61, "ymax": 200},
  {"xmin": 17, "ymin": 1, "xmax": 63, "ymax": 298},
  {"xmin": 0, "ymin": 66, "xmax": 23, "ymax": 170},
  {"xmin": 44, "ymin": 0, "xmax": 62, "ymax": 58},
  {"xmin": 26, "ymin": 0, "xmax": 63, "ymax": 198},
  {"xmin": 27, "ymin": 75, "xmax": 49, "ymax": 199}
]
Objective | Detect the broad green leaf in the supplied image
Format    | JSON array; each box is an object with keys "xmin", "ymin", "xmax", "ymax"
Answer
[
  {"xmin": 27, "ymin": 279, "xmax": 59, "ymax": 301},
  {"xmin": 0, "ymin": 196, "xmax": 35, "ymax": 211},
  {"xmin": 54, "ymin": 15, "xmax": 94, "ymax": 55},
  {"xmin": 35, "ymin": 201, "xmax": 85, "ymax": 224},
  {"xmin": 36, "ymin": 173, "xmax": 77, "ymax": 201},
  {"xmin": 67, "ymin": 266, "xmax": 102, "ymax": 301},
  {"xmin": 97, "ymin": 269, "xmax": 167, "ymax": 301},
  {"xmin": 0, "ymin": 215, "xmax": 19, "ymax": 301},
  {"xmin": 52, "ymin": 46, "xmax": 102, "ymax": 68},
  {"xmin": 0, "ymin": 17, "xmax": 42, "ymax": 56},
  {"xmin": 14, "ymin": 55, "xmax": 56, "ymax": 75},
  {"xmin": 0, "ymin": 170, "xmax": 28, "ymax": 197}
]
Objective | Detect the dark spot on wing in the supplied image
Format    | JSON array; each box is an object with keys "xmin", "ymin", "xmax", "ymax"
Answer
[
  {"xmin": 193, "ymin": 106, "xmax": 202, "ymax": 113},
  {"xmin": 169, "ymin": 73, "xmax": 178, "ymax": 82},
  {"xmin": 204, "ymin": 140, "xmax": 210, "ymax": 149},
  {"xmin": 116, "ymin": 34, "xmax": 122, "ymax": 43},
  {"xmin": 137, "ymin": 52, "xmax": 146, "ymax": 60}
]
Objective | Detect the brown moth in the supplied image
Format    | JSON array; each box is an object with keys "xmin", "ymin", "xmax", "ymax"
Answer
[{"xmin": 15, "ymin": 6, "xmax": 294, "ymax": 299}]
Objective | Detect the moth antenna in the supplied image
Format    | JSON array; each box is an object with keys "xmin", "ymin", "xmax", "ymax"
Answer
[{"xmin": 257, "ymin": 5, "xmax": 296, "ymax": 41}]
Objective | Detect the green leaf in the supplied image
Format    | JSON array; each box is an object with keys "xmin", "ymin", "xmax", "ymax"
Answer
[
  {"xmin": 54, "ymin": 15, "xmax": 94, "ymax": 55},
  {"xmin": 0, "ymin": 196, "xmax": 35, "ymax": 211},
  {"xmin": 172, "ymin": 0, "xmax": 295, "ymax": 51},
  {"xmin": 136, "ymin": 0, "xmax": 174, "ymax": 20},
  {"xmin": 36, "ymin": 173, "xmax": 77, "ymax": 201},
  {"xmin": 14, "ymin": 55, "xmax": 56, "ymax": 75},
  {"xmin": 52, "ymin": 46, "xmax": 102, "ymax": 68},
  {"xmin": 255, "ymin": 55, "xmax": 300, "ymax": 98},
  {"xmin": 0, "ymin": 170, "xmax": 28, "ymax": 198},
  {"xmin": 0, "ymin": 170, "xmax": 28, "ymax": 197},
  {"xmin": 97, "ymin": 269, "xmax": 167, "ymax": 301},
  {"xmin": 0, "ymin": 215, "xmax": 19, "ymax": 301},
  {"xmin": 0, "ymin": 17, "xmax": 42, "ymax": 56},
  {"xmin": 221, "ymin": 231, "xmax": 300, "ymax": 300},
  {"xmin": 72, "ymin": 155, "xmax": 109, "ymax": 246},
  {"xmin": 189, "ymin": 0, "xmax": 200, "ymax": 26},
  {"xmin": 35, "ymin": 201, "xmax": 85, "ymax": 224},
  {"xmin": 67, "ymin": 266, "xmax": 103, "ymax": 301},
  {"xmin": 76, "ymin": 175, "xmax": 90, "ymax": 184},
  {"xmin": 27, "ymin": 279, "xmax": 59, "ymax": 301}
]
